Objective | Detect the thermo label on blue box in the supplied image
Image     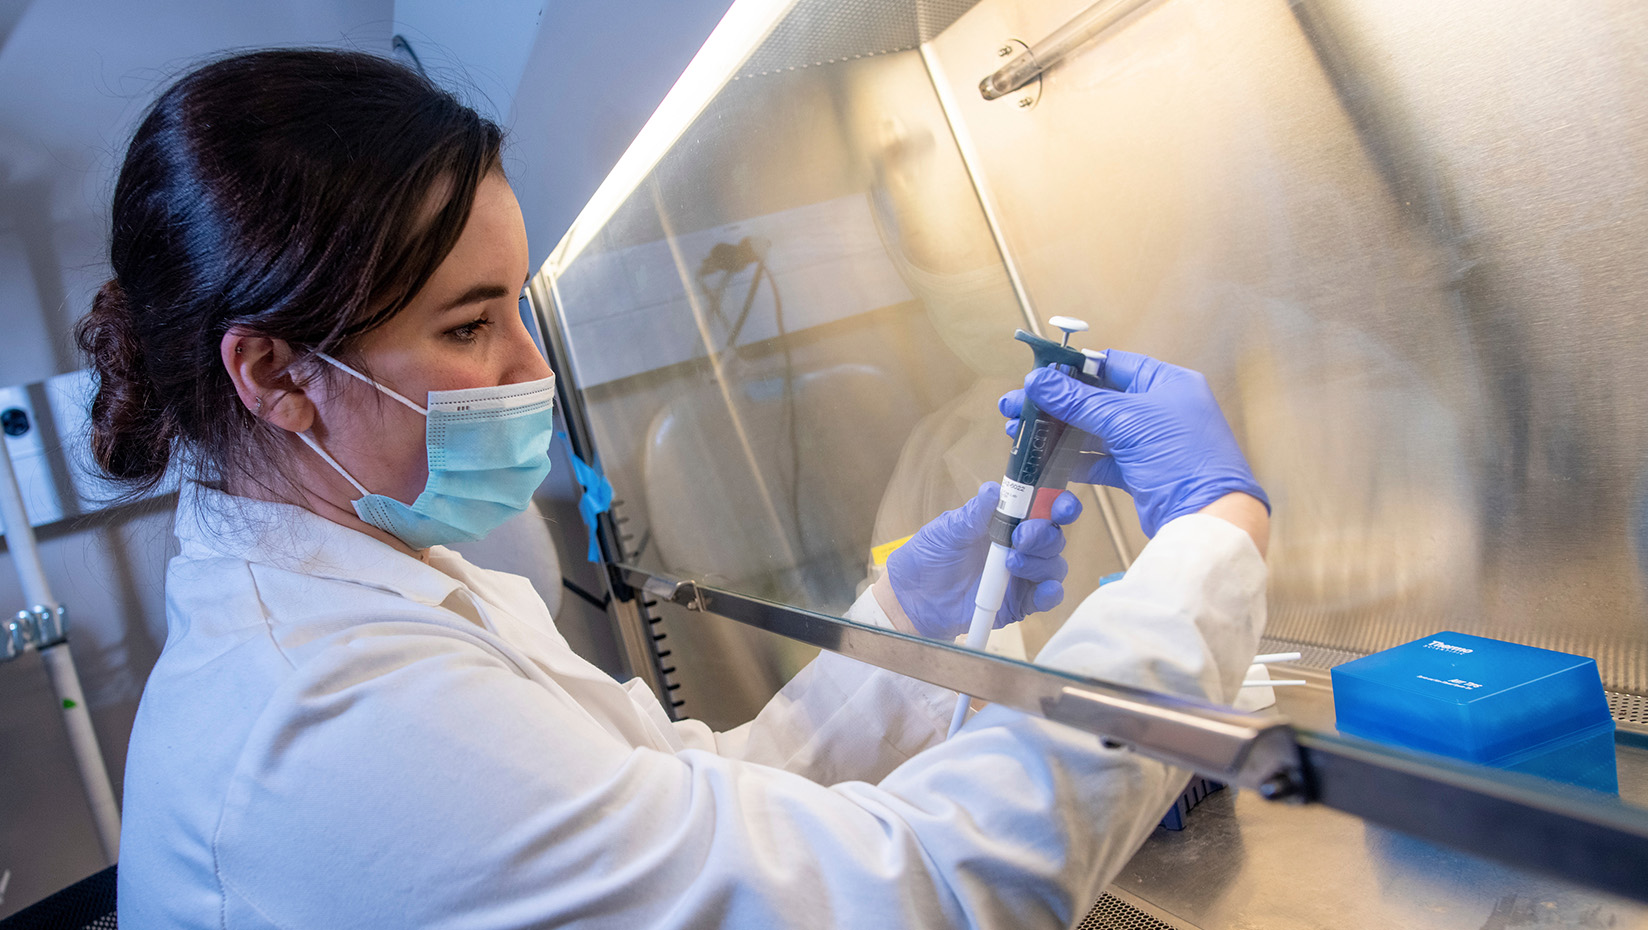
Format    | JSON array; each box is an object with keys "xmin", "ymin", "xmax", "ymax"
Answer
[{"xmin": 1331, "ymin": 632, "xmax": 1616, "ymax": 792}]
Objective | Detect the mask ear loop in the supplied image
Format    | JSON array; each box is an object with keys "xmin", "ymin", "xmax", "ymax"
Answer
[
  {"xmin": 315, "ymin": 352, "xmax": 428, "ymax": 415},
  {"xmin": 296, "ymin": 431, "xmax": 372, "ymax": 498}
]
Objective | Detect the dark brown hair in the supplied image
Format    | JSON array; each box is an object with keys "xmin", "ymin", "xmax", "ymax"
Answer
[{"xmin": 76, "ymin": 48, "xmax": 502, "ymax": 494}]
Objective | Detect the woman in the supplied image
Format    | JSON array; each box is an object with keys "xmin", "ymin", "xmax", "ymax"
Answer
[{"xmin": 87, "ymin": 49, "xmax": 1269, "ymax": 928}]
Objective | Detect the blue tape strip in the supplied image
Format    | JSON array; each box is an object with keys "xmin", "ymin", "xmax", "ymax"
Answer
[{"xmin": 558, "ymin": 431, "xmax": 614, "ymax": 562}]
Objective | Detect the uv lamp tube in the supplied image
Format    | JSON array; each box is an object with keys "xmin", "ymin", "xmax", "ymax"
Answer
[{"xmin": 979, "ymin": 0, "xmax": 1157, "ymax": 100}]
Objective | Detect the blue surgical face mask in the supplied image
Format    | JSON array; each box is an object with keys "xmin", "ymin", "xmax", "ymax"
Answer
[{"xmin": 297, "ymin": 354, "xmax": 556, "ymax": 550}]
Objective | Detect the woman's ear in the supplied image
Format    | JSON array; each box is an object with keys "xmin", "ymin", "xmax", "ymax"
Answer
[{"xmin": 220, "ymin": 329, "xmax": 316, "ymax": 433}]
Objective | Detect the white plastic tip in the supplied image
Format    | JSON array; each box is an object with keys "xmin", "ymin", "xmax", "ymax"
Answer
[
  {"xmin": 1253, "ymin": 652, "xmax": 1303, "ymax": 664},
  {"xmin": 1048, "ymin": 316, "xmax": 1089, "ymax": 334}
]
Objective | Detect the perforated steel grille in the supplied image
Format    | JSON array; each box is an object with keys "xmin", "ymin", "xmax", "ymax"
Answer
[
  {"xmin": 737, "ymin": 0, "xmax": 983, "ymax": 77},
  {"xmin": 1609, "ymin": 691, "xmax": 1648, "ymax": 727},
  {"xmin": 1261, "ymin": 637, "xmax": 1648, "ymax": 728},
  {"xmin": 1078, "ymin": 893, "xmax": 1185, "ymax": 930},
  {"xmin": 1265, "ymin": 604, "xmax": 1648, "ymax": 697},
  {"xmin": 1257, "ymin": 636, "xmax": 1364, "ymax": 670}
]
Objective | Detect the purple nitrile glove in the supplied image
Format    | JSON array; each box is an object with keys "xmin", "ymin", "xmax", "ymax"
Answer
[
  {"xmin": 886, "ymin": 481, "xmax": 1082, "ymax": 640},
  {"xmin": 1000, "ymin": 350, "xmax": 1268, "ymax": 537}
]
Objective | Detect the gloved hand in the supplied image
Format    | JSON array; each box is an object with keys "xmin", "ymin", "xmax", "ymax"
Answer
[
  {"xmin": 1001, "ymin": 350, "xmax": 1267, "ymax": 537},
  {"xmin": 884, "ymin": 481, "xmax": 1081, "ymax": 640}
]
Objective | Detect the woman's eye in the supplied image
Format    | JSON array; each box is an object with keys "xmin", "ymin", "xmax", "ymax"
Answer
[{"xmin": 447, "ymin": 317, "xmax": 492, "ymax": 344}]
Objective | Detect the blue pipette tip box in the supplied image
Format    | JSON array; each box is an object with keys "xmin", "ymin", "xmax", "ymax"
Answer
[
  {"xmin": 1158, "ymin": 776, "xmax": 1224, "ymax": 831},
  {"xmin": 1331, "ymin": 632, "xmax": 1617, "ymax": 794}
]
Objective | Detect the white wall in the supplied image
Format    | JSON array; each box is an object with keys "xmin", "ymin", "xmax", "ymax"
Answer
[
  {"xmin": 390, "ymin": 0, "xmax": 737, "ymax": 265},
  {"xmin": 392, "ymin": 0, "xmax": 546, "ymax": 125},
  {"xmin": 507, "ymin": 0, "xmax": 736, "ymax": 267}
]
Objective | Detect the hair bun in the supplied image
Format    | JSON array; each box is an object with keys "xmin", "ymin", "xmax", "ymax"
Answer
[{"xmin": 75, "ymin": 279, "xmax": 177, "ymax": 485}]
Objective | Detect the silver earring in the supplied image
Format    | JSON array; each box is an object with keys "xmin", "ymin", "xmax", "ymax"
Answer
[{"xmin": 254, "ymin": 395, "xmax": 264, "ymax": 415}]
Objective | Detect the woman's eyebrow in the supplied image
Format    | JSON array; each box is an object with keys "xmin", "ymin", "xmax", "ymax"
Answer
[{"xmin": 437, "ymin": 283, "xmax": 513, "ymax": 312}]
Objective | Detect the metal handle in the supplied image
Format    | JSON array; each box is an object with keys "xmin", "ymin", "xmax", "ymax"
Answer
[
  {"xmin": 620, "ymin": 563, "xmax": 1303, "ymax": 792},
  {"xmin": 979, "ymin": 0, "xmax": 1158, "ymax": 100}
]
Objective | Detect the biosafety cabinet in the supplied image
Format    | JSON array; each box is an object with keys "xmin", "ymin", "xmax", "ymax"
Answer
[{"xmin": 527, "ymin": 0, "xmax": 1648, "ymax": 925}]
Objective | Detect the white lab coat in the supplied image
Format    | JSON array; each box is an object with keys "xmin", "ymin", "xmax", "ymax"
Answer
[{"xmin": 118, "ymin": 483, "xmax": 1265, "ymax": 929}]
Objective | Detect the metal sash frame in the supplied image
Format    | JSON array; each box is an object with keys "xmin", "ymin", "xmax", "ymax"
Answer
[
  {"xmin": 626, "ymin": 564, "xmax": 1302, "ymax": 792},
  {"xmin": 526, "ymin": 273, "xmax": 1648, "ymax": 907},
  {"xmin": 526, "ymin": 275, "xmax": 673, "ymax": 705}
]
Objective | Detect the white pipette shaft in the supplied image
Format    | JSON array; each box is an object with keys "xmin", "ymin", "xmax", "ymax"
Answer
[{"xmin": 948, "ymin": 542, "xmax": 1013, "ymax": 737}]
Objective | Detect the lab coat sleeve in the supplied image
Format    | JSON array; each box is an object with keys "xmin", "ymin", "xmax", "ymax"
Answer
[
  {"xmin": 1036, "ymin": 513, "xmax": 1266, "ymax": 699},
  {"xmin": 850, "ymin": 513, "xmax": 1268, "ymax": 925},
  {"xmin": 211, "ymin": 513, "xmax": 1261, "ymax": 930},
  {"xmin": 669, "ymin": 583, "xmax": 959, "ymax": 785}
]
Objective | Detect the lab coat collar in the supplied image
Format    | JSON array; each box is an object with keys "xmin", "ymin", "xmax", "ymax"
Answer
[{"xmin": 174, "ymin": 482, "xmax": 467, "ymax": 610}]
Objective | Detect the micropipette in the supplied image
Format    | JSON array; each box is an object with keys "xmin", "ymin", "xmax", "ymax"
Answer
[{"xmin": 948, "ymin": 317, "xmax": 1107, "ymax": 736}]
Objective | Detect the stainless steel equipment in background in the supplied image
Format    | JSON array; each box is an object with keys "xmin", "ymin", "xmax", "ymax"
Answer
[
  {"xmin": 531, "ymin": 0, "xmax": 1648, "ymax": 924},
  {"xmin": 0, "ymin": 369, "xmax": 181, "ymax": 914},
  {"xmin": 0, "ymin": 400, "xmax": 121, "ymax": 865}
]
